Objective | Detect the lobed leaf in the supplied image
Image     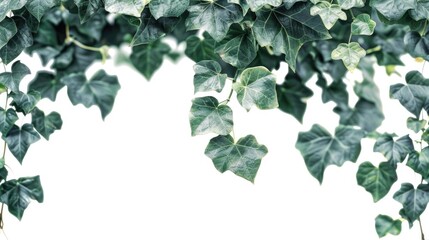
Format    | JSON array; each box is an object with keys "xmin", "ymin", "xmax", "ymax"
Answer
[
  {"xmin": 3, "ymin": 124, "xmax": 41, "ymax": 164},
  {"xmin": 406, "ymin": 148, "xmax": 429, "ymax": 179},
  {"xmin": 337, "ymin": 0, "xmax": 365, "ymax": 9},
  {"xmin": 10, "ymin": 90, "xmax": 41, "ymax": 115},
  {"xmin": 104, "ymin": 0, "xmax": 146, "ymax": 17},
  {"xmin": 373, "ymin": 134, "xmax": 414, "ymax": 165},
  {"xmin": 31, "ymin": 107, "xmax": 62, "ymax": 140},
  {"xmin": 0, "ymin": 108, "xmax": 18, "ymax": 136},
  {"xmin": 149, "ymin": 0, "xmax": 189, "ymax": 19},
  {"xmin": 0, "ymin": 17, "xmax": 33, "ymax": 65},
  {"xmin": 193, "ymin": 60, "xmax": 227, "ymax": 93},
  {"xmin": 130, "ymin": 41, "xmax": 171, "ymax": 80},
  {"xmin": 375, "ymin": 215, "xmax": 402, "ymax": 238},
  {"xmin": 369, "ymin": 0, "xmax": 415, "ymax": 21},
  {"xmin": 0, "ymin": 61, "xmax": 31, "ymax": 93},
  {"xmin": 310, "ymin": 2, "xmax": 347, "ymax": 30},
  {"xmin": 0, "ymin": 17, "xmax": 17, "ymax": 49},
  {"xmin": 356, "ymin": 161, "xmax": 397, "ymax": 202},
  {"xmin": 406, "ymin": 117, "xmax": 427, "ymax": 133},
  {"xmin": 74, "ymin": 0, "xmax": 104, "ymax": 23},
  {"xmin": 404, "ymin": 31, "xmax": 429, "ymax": 61},
  {"xmin": 246, "ymin": 0, "xmax": 282, "ymax": 11},
  {"xmin": 393, "ymin": 183, "xmax": 429, "ymax": 225},
  {"xmin": 331, "ymin": 42, "xmax": 366, "ymax": 72},
  {"xmin": 25, "ymin": 0, "xmax": 58, "ymax": 21},
  {"xmin": 351, "ymin": 14, "xmax": 376, "ymax": 36},
  {"xmin": 28, "ymin": 71, "xmax": 65, "ymax": 101}
]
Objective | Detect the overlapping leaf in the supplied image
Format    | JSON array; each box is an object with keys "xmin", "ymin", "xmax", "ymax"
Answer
[
  {"xmin": 185, "ymin": 32, "xmax": 218, "ymax": 62},
  {"xmin": 296, "ymin": 124, "xmax": 365, "ymax": 183},
  {"xmin": 130, "ymin": 41, "xmax": 171, "ymax": 80},
  {"xmin": 0, "ymin": 61, "xmax": 30, "ymax": 93},
  {"xmin": 246, "ymin": 0, "xmax": 282, "ymax": 11},
  {"xmin": 310, "ymin": 2, "xmax": 347, "ymax": 30},
  {"xmin": 356, "ymin": 161, "xmax": 397, "ymax": 202},
  {"xmin": 0, "ymin": 108, "xmax": 18, "ymax": 135},
  {"xmin": 375, "ymin": 215, "xmax": 402, "ymax": 238},
  {"xmin": 74, "ymin": 0, "xmax": 104, "ymax": 23},
  {"xmin": 0, "ymin": 17, "xmax": 17, "ymax": 49},
  {"xmin": 373, "ymin": 134, "xmax": 414, "ymax": 165},
  {"xmin": 338, "ymin": 99, "xmax": 384, "ymax": 132},
  {"xmin": 331, "ymin": 42, "xmax": 366, "ymax": 72},
  {"xmin": 104, "ymin": 0, "xmax": 146, "ymax": 17},
  {"xmin": 351, "ymin": 14, "xmax": 376, "ymax": 36},
  {"xmin": 410, "ymin": 0, "xmax": 429, "ymax": 21},
  {"xmin": 406, "ymin": 117, "xmax": 427, "ymax": 133},
  {"xmin": 193, "ymin": 60, "xmax": 227, "ymax": 93},
  {"xmin": 369, "ymin": 0, "xmax": 415, "ymax": 21},
  {"xmin": 393, "ymin": 183, "xmax": 429, "ymax": 225},
  {"xmin": 404, "ymin": 31, "xmax": 429, "ymax": 61},
  {"xmin": 205, "ymin": 134, "xmax": 267, "ymax": 182},
  {"xmin": 407, "ymin": 148, "xmax": 429, "ymax": 179},
  {"xmin": 3, "ymin": 124, "xmax": 41, "ymax": 163},
  {"xmin": 149, "ymin": 0, "xmax": 189, "ymax": 19},
  {"xmin": 31, "ymin": 107, "xmax": 62, "ymax": 140},
  {"xmin": 0, "ymin": 0, "xmax": 26, "ymax": 22},
  {"xmin": 0, "ymin": 17, "xmax": 33, "ymax": 65},
  {"xmin": 10, "ymin": 90, "xmax": 41, "ymax": 115},
  {"xmin": 284, "ymin": 0, "xmax": 307, "ymax": 9},
  {"xmin": 25, "ymin": 0, "xmax": 57, "ymax": 21},
  {"xmin": 28, "ymin": 71, "xmax": 65, "ymax": 101}
]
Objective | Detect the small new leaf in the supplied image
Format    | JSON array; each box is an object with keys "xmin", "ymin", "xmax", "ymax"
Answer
[
  {"xmin": 104, "ymin": 0, "xmax": 146, "ymax": 17},
  {"xmin": 193, "ymin": 60, "xmax": 227, "ymax": 93},
  {"xmin": 310, "ymin": 2, "xmax": 347, "ymax": 30},
  {"xmin": 331, "ymin": 42, "xmax": 366, "ymax": 72},
  {"xmin": 149, "ymin": 0, "xmax": 189, "ymax": 19},
  {"xmin": 0, "ymin": 61, "xmax": 31, "ymax": 93},
  {"xmin": 31, "ymin": 107, "xmax": 62, "ymax": 140},
  {"xmin": 356, "ymin": 161, "xmax": 397, "ymax": 202},
  {"xmin": 233, "ymin": 66, "xmax": 278, "ymax": 111},
  {"xmin": 393, "ymin": 183, "xmax": 429, "ymax": 225},
  {"xmin": 3, "ymin": 124, "xmax": 41, "ymax": 163},
  {"xmin": 351, "ymin": 14, "xmax": 376, "ymax": 36},
  {"xmin": 205, "ymin": 134, "xmax": 268, "ymax": 182},
  {"xmin": 373, "ymin": 134, "xmax": 413, "ymax": 165},
  {"xmin": 189, "ymin": 96, "xmax": 233, "ymax": 136},
  {"xmin": 375, "ymin": 215, "xmax": 402, "ymax": 238}
]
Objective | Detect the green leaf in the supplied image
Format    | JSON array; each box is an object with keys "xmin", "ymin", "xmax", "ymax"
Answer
[
  {"xmin": 0, "ymin": 176, "xmax": 43, "ymax": 220},
  {"xmin": 404, "ymin": 31, "xmax": 429, "ymax": 61},
  {"xmin": 185, "ymin": 33, "xmax": 219, "ymax": 62},
  {"xmin": 0, "ymin": 17, "xmax": 17, "ymax": 49},
  {"xmin": 253, "ymin": 3, "xmax": 331, "ymax": 71},
  {"xmin": 31, "ymin": 107, "xmax": 62, "ymax": 140},
  {"xmin": 61, "ymin": 70, "xmax": 120, "ymax": 119},
  {"xmin": 410, "ymin": 0, "xmax": 429, "ymax": 21},
  {"xmin": 205, "ymin": 134, "xmax": 268, "ymax": 182},
  {"xmin": 0, "ymin": 17, "xmax": 33, "ymax": 65},
  {"xmin": 0, "ymin": 0, "xmax": 26, "ymax": 22},
  {"xmin": 351, "ymin": 13, "xmax": 376, "ymax": 36},
  {"xmin": 296, "ymin": 124, "xmax": 365, "ymax": 184},
  {"xmin": 215, "ymin": 25, "xmax": 258, "ymax": 69},
  {"xmin": 149, "ymin": 0, "xmax": 189, "ymax": 19},
  {"xmin": 0, "ymin": 108, "xmax": 18, "ymax": 136},
  {"xmin": 104, "ymin": 0, "xmax": 146, "ymax": 17},
  {"xmin": 193, "ymin": 60, "xmax": 227, "ymax": 93},
  {"xmin": 393, "ymin": 183, "xmax": 429, "ymax": 225},
  {"xmin": 3, "ymin": 124, "xmax": 41, "ymax": 163},
  {"xmin": 338, "ymin": 99, "xmax": 384, "ymax": 132},
  {"xmin": 337, "ymin": 0, "xmax": 365, "ymax": 9},
  {"xmin": 34, "ymin": 20, "xmax": 58, "ymax": 46},
  {"xmin": 130, "ymin": 41, "xmax": 171, "ymax": 80},
  {"xmin": 310, "ymin": 2, "xmax": 347, "ymax": 30},
  {"xmin": 390, "ymin": 71, "xmax": 429, "ymax": 117},
  {"xmin": 423, "ymin": 129, "xmax": 429, "ymax": 145},
  {"xmin": 406, "ymin": 117, "xmax": 427, "ymax": 133},
  {"xmin": 373, "ymin": 134, "xmax": 414, "ymax": 165},
  {"xmin": 407, "ymin": 148, "xmax": 429, "ymax": 179},
  {"xmin": 284, "ymin": 0, "xmax": 307, "ymax": 9},
  {"xmin": 74, "ymin": 0, "xmax": 104, "ymax": 23},
  {"xmin": 186, "ymin": 0, "xmax": 243, "ymax": 42},
  {"xmin": 246, "ymin": 0, "xmax": 282, "ymax": 11},
  {"xmin": 25, "ymin": 0, "xmax": 57, "ymax": 21},
  {"xmin": 369, "ymin": 0, "xmax": 415, "ymax": 21},
  {"xmin": 189, "ymin": 96, "xmax": 233, "ymax": 136},
  {"xmin": 0, "ymin": 61, "xmax": 31, "ymax": 93},
  {"xmin": 28, "ymin": 71, "xmax": 65, "ymax": 101},
  {"xmin": 356, "ymin": 161, "xmax": 397, "ymax": 202},
  {"xmin": 0, "ymin": 166, "xmax": 7, "ymax": 182},
  {"xmin": 10, "ymin": 90, "xmax": 41, "ymax": 115},
  {"xmin": 233, "ymin": 66, "xmax": 278, "ymax": 111},
  {"xmin": 375, "ymin": 215, "xmax": 402, "ymax": 238},
  {"xmin": 331, "ymin": 42, "xmax": 366, "ymax": 72}
]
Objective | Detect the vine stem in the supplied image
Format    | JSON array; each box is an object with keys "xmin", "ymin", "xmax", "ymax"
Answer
[
  {"xmin": 419, "ymin": 218, "xmax": 425, "ymax": 240},
  {"xmin": 222, "ymin": 70, "xmax": 241, "ymax": 105},
  {"xmin": 0, "ymin": 64, "xmax": 7, "ymax": 237}
]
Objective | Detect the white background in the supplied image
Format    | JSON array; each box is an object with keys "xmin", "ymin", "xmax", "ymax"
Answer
[{"xmin": 0, "ymin": 48, "xmax": 427, "ymax": 239}]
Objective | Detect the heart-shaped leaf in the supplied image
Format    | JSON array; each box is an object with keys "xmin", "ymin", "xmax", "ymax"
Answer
[
  {"xmin": 3, "ymin": 124, "xmax": 41, "ymax": 163},
  {"xmin": 369, "ymin": 0, "xmax": 415, "ymax": 21},
  {"xmin": 31, "ymin": 107, "xmax": 63, "ymax": 140},
  {"xmin": 246, "ymin": 0, "xmax": 282, "ymax": 11},
  {"xmin": 0, "ymin": 61, "xmax": 30, "ymax": 93},
  {"xmin": 0, "ymin": 17, "xmax": 33, "ymax": 65},
  {"xmin": 407, "ymin": 148, "xmax": 429, "ymax": 179},
  {"xmin": 193, "ymin": 60, "xmax": 227, "ymax": 93},
  {"xmin": 0, "ymin": 0, "xmax": 26, "ymax": 22},
  {"xmin": 373, "ymin": 134, "xmax": 414, "ymax": 165},
  {"xmin": 28, "ymin": 71, "xmax": 65, "ymax": 101},
  {"xmin": 404, "ymin": 31, "xmax": 429, "ymax": 61},
  {"xmin": 407, "ymin": 117, "xmax": 427, "ymax": 133},
  {"xmin": 331, "ymin": 42, "xmax": 366, "ymax": 72},
  {"xmin": 74, "ymin": 0, "xmax": 104, "ymax": 23},
  {"xmin": 10, "ymin": 90, "xmax": 41, "ymax": 115},
  {"xmin": 130, "ymin": 40, "xmax": 171, "ymax": 80},
  {"xmin": 357, "ymin": 161, "xmax": 398, "ymax": 202},
  {"xmin": 25, "ymin": 0, "xmax": 57, "ymax": 21},
  {"xmin": 393, "ymin": 183, "xmax": 429, "ymax": 225}
]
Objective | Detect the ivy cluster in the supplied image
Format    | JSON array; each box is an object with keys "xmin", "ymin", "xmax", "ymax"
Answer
[{"xmin": 1, "ymin": 0, "xmax": 429, "ymax": 238}]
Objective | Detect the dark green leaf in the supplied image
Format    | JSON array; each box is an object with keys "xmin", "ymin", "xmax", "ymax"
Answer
[
  {"xmin": 61, "ymin": 70, "xmax": 120, "ymax": 119},
  {"xmin": 423, "ymin": 129, "xmax": 429, "ymax": 145},
  {"xmin": 351, "ymin": 13, "xmax": 376, "ymax": 36},
  {"xmin": 25, "ymin": 0, "xmax": 58, "ymax": 21},
  {"xmin": 246, "ymin": 0, "xmax": 282, "ymax": 11},
  {"xmin": 186, "ymin": 0, "xmax": 243, "ymax": 42},
  {"xmin": 337, "ymin": 0, "xmax": 365, "ymax": 9},
  {"xmin": 253, "ymin": 3, "xmax": 331, "ymax": 71},
  {"xmin": 0, "ymin": 176, "xmax": 43, "ymax": 220},
  {"xmin": 31, "ymin": 107, "xmax": 62, "ymax": 140},
  {"xmin": 233, "ymin": 66, "xmax": 278, "ymax": 111},
  {"xmin": 32, "ymin": 46, "xmax": 60, "ymax": 66},
  {"xmin": 410, "ymin": 0, "xmax": 429, "ymax": 21},
  {"xmin": 189, "ymin": 96, "xmax": 233, "ymax": 136},
  {"xmin": 354, "ymin": 78, "xmax": 382, "ymax": 110},
  {"xmin": 404, "ymin": 31, "xmax": 429, "ymax": 61},
  {"xmin": 316, "ymin": 75, "xmax": 349, "ymax": 107},
  {"xmin": 0, "ymin": 108, "xmax": 18, "ymax": 135},
  {"xmin": 370, "ymin": 0, "xmax": 415, "ymax": 21},
  {"xmin": 28, "ymin": 71, "xmax": 65, "ymax": 101},
  {"xmin": 0, "ymin": 1, "xmax": 26, "ymax": 22},
  {"xmin": 34, "ymin": 20, "xmax": 58, "ymax": 46},
  {"xmin": 407, "ymin": 117, "xmax": 427, "ymax": 133},
  {"xmin": 296, "ymin": 124, "xmax": 365, "ymax": 183},
  {"xmin": 375, "ymin": 215, "xmax": 402, "ymax": 238},
  {"xmin": 407, "ymin": 148, "xmax": 429, "ymax": 179},
  {"xmin": 130, "ymin": 41, "xmax": 171, "ymax": 80},
  {"xmin": 338, "ymin": 99, "xmax": 384, "ymax": 132},
  {"xmin": 185, "ymin": 33, "xmax": 219, "ymax": 62},
  {"xmin": 0, "ymin": 17, "xmax": 17, "ymax": 49},
  {"xmin": 0, "ymin": 61, "xmax": 31, "ymax": 93},
  {"xmin": 393, "ymin": 183, "xmax": 429, "ymax": 225},
  {"xmin": 74, "ymin": 0, "xmax": 104, "ymax": 23},
  {"xmin": 310, "ymin": 2, "xmax": 347, "ymax": 30},
  {"xmin": 131, "ymin": 9, "xmax": 169, "ymax": 46},
  {"xmin": 205, "ymin": 134, "xmax": 268, "ymax": 182},
  {"xmin": 331, "ymin": 42, "xmax": 366, "ymax": 72},
  {"xmin": 374, "ymin": 134, "xmax": 414, "ymax": 165},
  {"xmin": 356, "ymin": 161, "xmax": 397, "ymax": 202},
  {"xmin": 0, "ymin": 167, "xmax": 7, "ymax": 182},
  {"xmin": 75, "ymin": 12, "xmax": 106, "ymax": 41},
  {"xmin": 390, "ymin": 71, "xmax": 429, "ymax": 117},
  {"xmin": 284, "ymin": 0, "xmax": 307, "ymax": 9},
  {"xmin": 193, "ymin": 60, "xmax": 227, "ymax": 93},
  {"xmin": 10, "ymin": 90, "xmax": 41, "ymax": 115},
  {"xmin": 0, "ymin": 17, "xmax": 33, "ymax": 65},
  {"xmin": 3, "ymin": 124, "xmax": 41, "ymax": 163},
  {"xmin": 52, "ymin": 46, "xmax": 74, "ymax": 69},
  {"xmin": 104, "ymin": 0, "xmax": 146, "ymax": 17},
  {"xmin": 149, "ymin": 0, "xmax": 189, "ymax": 19}
]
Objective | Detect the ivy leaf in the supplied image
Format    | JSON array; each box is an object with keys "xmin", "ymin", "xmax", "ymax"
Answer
[
  {"xmin": 338, "ymin": 99, "xmax": 384, "ymax": 132},
  {"xmin": 149, "ymin": 0, "xmax": 189, "ymax": 19},
  {"xmin": 410, "ymin": 0, "xmax": 429, "ymax": 21},
  {"xmin": 310, "ymin": 2, "xmax": 347, "ymax": 30},
  {"xmin": 131, "ymin": 9, "xmax": 175, "ymax": 46},
  {"xmin": 193, "ymin": 60, "xmax": 227, "ymax": 93},
  {"xmin": 185, "ymin": 33, "xmax": 219, "ymax": 62},
  {"xmin": 61, "ymin": 70, "xmax": 120, "ymax": 120},
  {"xmin": 375, "ymin": 215, "xmax": 402, "ymax": 238},
  {"xmin": 246, "ymin": 0, "xmax": 282, "ymax": 11},
  {"xmin": 186, "ymin": 0, "xmax": 243, "ymax": 42},
  {"xmin": 390, "ymin": 71, "xmax": 429, "ymax": 117},
  {"xmin": 331, "ymin": 42, "xmax": 366, "ymax": 72},
  {"xmin": 31, "ymin": 107, "xmax": 62, "ymax": 140},
  {"xmin": 373, "ymin": 134, "xmax": 414, "ymax": 165},
  {"xmin": 404, "ymin": 31, "xmax": 429, "ymax": 61},
  {"xmin": 0, "ymin": 167, "xmax": 7, "ymax": 182},
  {"xmin": 296, "ymin": 124, "xmax": 365, "ymax": 184},
  {"xmin": 233, "ymin": 66, "xmax": 278, "ymax": 111},
  {"xmin": 406, "ymin": 117, "xmax": 427, "ymax": 133},
  {"xmin": 393, "ymin": 183, "xmax": 429, "ymax": 225},
  {"xmin": 25, "ymin": 0, "xmax": 57, "ymax": 21},
  {"xmin": 104, "ymin": 0, "xmax": 146, "ymax": 17},
  {"xmin": 0, "ymin": 17, "xmax": 33, "ymax": 65},
  {"xmin": 130, "ymin": 41, "xmax": 171, "ymax": 80},
  {"xmin": 407, "ymin": 148, "xmax": 429, "ymax": 179},
  {"xmin": 356, "ymin": 161, "xmax": 398, "ymax": 202},
  {"xmin": 205, "ymin": 134, "xmax": 268, "ymax": 182},
  {"xmin": 253, "ymin": 3, "xmax": 331, "ymax": 71},
  {"xmin": 28, "ymin": 71, "xmax": 65, "ymax": 101},
  {"xmin": 0, "ymin": 17, "xmax": 17, "ymax": 49},
  {"xmin": 0, "ymin": 61, "xmax": 31, "ymax": 93},
  {"xmin": 0, "ymin": 176, "xmax": 43, "ymax": 220},
  {"xmin": 74, "ymin": 0, "xmax": 104, "ymax": 23},
  {"xmin": 10, "ymin": 90, "xmax": 41, "ymax": 115},
  {"xmin": 189, "ymin": 96, "xmax": 233, "ymax": 136},
  {"xmin": 369, "ymin": 0, "xmax": 415, "ymax": 21},
  {"xmin": 337, "ymin": 0, "xmax": 365, "ymax": 9},
  {"xmin": 351, "ymin": 13, "xmax": 376, "ymax": 36},
  {"xmin": 284, "ymin": 0, "xmax": 307, "ymax": 9},
  {"xmin": 0, "ymin": 0, "xmax": 26, "ymax": 22},
  {"xmin": 3, "ymin": 124, "xmax": 41, "ymax": 163},
  {"xmin": 0, "ymin": 108, "xmax": 18, "ymax": 136}
]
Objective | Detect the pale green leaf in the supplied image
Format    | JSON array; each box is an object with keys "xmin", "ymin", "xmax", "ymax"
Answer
[
  {"xmin": 193, "ymin": 60, "xmax": 227, "ymax": 93},
  {"xmin": 0, "ymin": 17, "xmax": 17, "ymax": 49},
  {"xmin": 375, "ymin": 215, "xmax": 402, "ymax": 238},
  {"xmin": 373, "ymin": 134, "xmax": 414, "ymax": 165},
  {"xmin": 331, "ymin": 42, "xmax": 366, "ymax": 72},
  {"xmin": 407, "ymin": 117, "xmax": 427, "ymax": 133},
  {"xmin": 310, "ymin": 2, "xmax": 347, "ymax": 30},
  {"xmin": 0, "ymin": 61, "xmax": 31, "ymax": 93},
  {"xmin": 104, "ymin": 0, "xmax": 146, "ymax": 17},
  {"xmin": 246, "ymin": 0, "xmax": 282, "ymax": 11},
  {"xmin": 369, "ymin": 0, "xmax": 415, "ymax": 21},
  {"xmin": 149, "ymin": 0, "xmax": 189, "ymax": 19},
  {"xmin": 25, "ymin": 0, "xmax": 57, "ymax": 21},
  {"xmin": 3, "ymin": 124, "xmax": 41, "ymax": 163},
  {"xmin": 337, "ymin": 0, "xmax": 365, "ymax": 10},
  {"xmin": 356, "ymin": 161, "xmax": 397, "ymax": 202},
  {"xmin": 31, "ymin": 107, "xmax": 62, "ymax": 140},
  {"xmin": 393, "ymin": 183, "xmax": 429, "ymax": 225},
  {"xmin": 351, "ymin": 13, "xmax": 376, "ymax": 36}
]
